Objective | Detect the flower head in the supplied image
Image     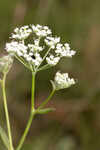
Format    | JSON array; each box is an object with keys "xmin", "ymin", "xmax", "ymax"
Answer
[
  {"xmin": 55, "ymin": 43, "xmax": 76, "ymax": 57},
  {"xmin": 11, "ymin": 25, "xmax": 32, "ymax": 40},
  {"xmin": 46, "ymin": 54, "xmax": 60, "ymax": 66},
  {"xmin": 44, "ymin": 36, "xmax": 60, "ymax": 49},
  {"xmin": 31, "ymin": 24, "xmax": 51, "ymax": 37},
  {"xmin": 51, "ymin": 72, "xmax": 75, "ymax": 90},
  {"xmin": 5, "ymin": 24, "xmax": 76, "ymax": 72},
  {"xmin": 6, "ymin": 41, "xmax": 27, "ymax": 56}
]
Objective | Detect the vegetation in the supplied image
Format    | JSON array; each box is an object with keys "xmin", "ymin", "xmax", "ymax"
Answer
[{"xmin": 0, "ymin": 0, "xmax": 100, "ymax": 150}]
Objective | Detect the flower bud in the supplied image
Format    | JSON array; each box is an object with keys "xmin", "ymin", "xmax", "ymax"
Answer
[{"xmin": 0, "ymin": 55, "xmax": 13, "ymax": 74}]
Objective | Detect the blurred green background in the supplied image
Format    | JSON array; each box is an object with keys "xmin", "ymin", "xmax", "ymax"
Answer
[{"xmin": 0, "ymin": 0, "xmax": 100, "ymax": 150}]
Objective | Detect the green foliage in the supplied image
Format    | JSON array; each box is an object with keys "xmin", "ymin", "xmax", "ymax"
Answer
[{"xmin": 36, "ymin": 108, "xmax": 55, "ymax": 114}]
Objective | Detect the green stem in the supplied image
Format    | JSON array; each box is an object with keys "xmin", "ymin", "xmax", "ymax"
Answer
[
  {"xmin": 16, "ymin": 72, "xmax": 36, "ymax": 150},
  {"xmin": 15, "ymin": 55, "xmax": 31, "ymax": 71},
  {"xmin": 2, "ymin": 74, "xmax": 14, "ymax": 150},
  {"xmin": 31, "ymin": 72, "xmax": 35, "ymax": 111},
  {"xmin": 36, "ymin": 47, "xmax": 51, "ymax": 70},
  {"xmin": 16, "ymin": 112, "xmax": 35, "ymax": 150},
  {"xmin": 38, "ymin": 89, "xmax": 55, "ymax": 109}
]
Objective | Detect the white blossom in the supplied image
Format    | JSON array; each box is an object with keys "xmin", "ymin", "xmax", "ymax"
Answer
[
  {"xmin": 55, "ymin": 43, "xmax": 76, "ymax": 57},
  {"xmin": 28, "ymin": 44, "xmax": 43, "ymax": 52},
  {"xmin": 31, "ymin": 24, "xmax": 51, "ymax": 37},
  {"xmin": 44, "ymin": 37, "xmax": 60, "ymax": 49},
  {"xmin": 23, "ymin": 52, "xmax": 42, "ymax": 67},
  {"xmin": 23, "ymin": 54, "xmax": 32, "ymax": 62},
  {"xmin": 28, "ymin": 39, "xmax": 43, "ymax": 52},
  {"xmin": 31, "ymin": 53, "xmax": 42, "ymax": 66},
  {"xmin": 53, "ymin": 72, "xmax": 75, "ymax": 90},
  {"xmin": 46, "ymin": 55, "xmax": 60, "ymax": 66},
  {"xmin": 5, "ymin": 24, "xmax": 76, "ymax": 71},
  {"xmin": 5, "ymin": 41, "xmax": 27, "ymax": 56},
  {"xmin": 11, "ymin": 25, "xmax": 32, "ymax": 40}
]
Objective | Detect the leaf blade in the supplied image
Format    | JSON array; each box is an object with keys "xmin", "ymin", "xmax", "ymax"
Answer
[{"xmin": 36, "ymin": 108, "xmax": 56, "ymax": 114}]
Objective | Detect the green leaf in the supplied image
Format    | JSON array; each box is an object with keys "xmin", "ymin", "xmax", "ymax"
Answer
[
  {"xmin": 0, "ymin": 126, "xmax": 10, "ymax": 149},
  {"xmin": 36, "ymin": 108, "xmax": 56, "ymax": 114}
]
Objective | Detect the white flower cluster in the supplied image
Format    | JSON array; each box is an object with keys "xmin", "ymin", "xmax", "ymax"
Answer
[
  {"xmin": 44, "ymin": 36, "xmax": 76, "ymax": 66},
  {"xmin": 45, "ymin": 37, "xmax": 60, "ymax": 49},
  {"xmin": 55, "ymin": 43, "xmax": 76, "ymax": 57},
  {"xmin": 31, "ymin": 24, "xmax": 51, "ymax": 37},
  {"xmin": 11, "ymin": 25, "xmax": 32, "ymax": 40},
  {"xmin": 6, "ymin": 41, "xmax": 27, "ymax": 56},
  {"xmin": 53, "ymin": 72, "xmax": 75, "ymax": 90},
  {"xmin": 46, "ymin": 55, "xmax": 60, "ymax": 66},
  {"xmin": 5, "ymin": 24, "xmax": 76, "ymax": 71}
]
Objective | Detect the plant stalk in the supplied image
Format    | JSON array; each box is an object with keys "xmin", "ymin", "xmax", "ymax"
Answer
[
  {"xmin": 16, "ymin": 112, "xmax": 35, "ymax": 150},
  {"xmin": 38, "ymin": 89, "xmax": 55, "ymax": 109},
  {"xmin": 16, "ymin": 72, "xmax": 35, "ymax": 150},
  {"xmin": 31, "ymin": 72, "xmax": 35, "ymax": 111},
  {"xmin": 2, "ymin": 74, "xmax": 14, "ymax": 150}
]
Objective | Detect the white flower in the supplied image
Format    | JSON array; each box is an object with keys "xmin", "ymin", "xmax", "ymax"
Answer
[
  {"xmin": 34, "ymin": 39, "xmax": 39, "ymax": 46},
  {"xmin": 5, "ymin": 41, "xmax": 27, "ymax": 56},
  {"xmin": 28, "ymin": 44, "xmax": 43, "ymax": 52},
  {"xmin": 46, "ymin": 37, "xmax": 60, "ymax": 43},
  {"xmin": 11, "ymin": 25, "xmax": 32, "ymax": 40},
  {"xmin": 5, "ymin": 24, "xmax": 76, "ymax": 71},
  {"xmin": 55, "ymin": 43, "xmax": 76, "ymax": 57},
  {"xmin": 28, "ymin": 39, "xmax": 43, "ymax": 52},
  {"xmin": 52, "ymin": 72, "xmax": 75, "ymax": 90},
  {"xmin": 23, "ymin": 52, "xmax": 42, "ymax": 67},
  {"xmin": 31, "ymin": 53, "xmax": 42, "ymax": 67},
  {"xmin": 46, "ymin": 55, "xmax": 60, "ymax": 66},
  {"xmin": 23, "ymin": 54, "xmax": 32, "ymax": 62},
  {"xmin": 31, "ymin": 24, "xmax": 51, "ymax": 37},
  {"xmin": 45, "ymin": 37, "xmax": 60, "ymax": 49}
]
